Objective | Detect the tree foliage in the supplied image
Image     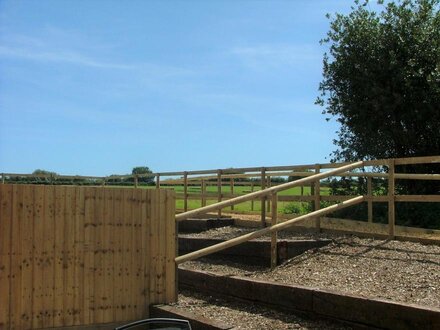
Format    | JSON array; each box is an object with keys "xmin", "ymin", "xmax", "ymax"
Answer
[
  {"xmin": 317, "ymin": 0, "xmax": 440, "ymax": 162},
  {"xmin": 132, "ymin": 166, "xmax": 154, "ymax": 184},
  {"xmin": 318, "ymin": 0, "xmax": 440, "ymax": 228},
  {"xmin": 32, "ymin": 169, "xmax": 58, "ymax": 176}
]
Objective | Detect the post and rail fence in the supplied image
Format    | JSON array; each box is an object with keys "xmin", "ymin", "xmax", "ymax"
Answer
[{"xmin": 2, "ymin": 155, "xmax": 440, "ymax": 267}]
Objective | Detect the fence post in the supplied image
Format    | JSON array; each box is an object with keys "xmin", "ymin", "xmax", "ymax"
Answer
[
  {"xmin": 134, "ymin": 175, "xmax": 138, "ymax": 188},
  {"xmin": 201, "ymin": 179, "xmax": 206, "ymax": 207},
  {"xmin": 314, "ymin": 164, "xmax": 321, "ymax": 232},
  {"xmin": 230, "ymin": 178, "xmax": 234, "ymax": 211},
  {"xmin": 217, "ymin": 170, "xmax": 222, "ymax": 217},
  {"xmin": 266, "ymin": 177, "xmax": 271, "ymax": 213},
  {"xmin": 261, "ymin": 168, "xmax": 266, "ymax": 227},
  {"xmin": 388, "ymin": 159, "xmax": 395, "ymax": 239},
  {"xmin": 184, "ymin": 171, "xmax": 188, "ymax": 212},
  {"xmin": 1, "ymin": 173, "xmax": 4, "ymax": 184},
  {"xmin": 367, "ymin": 177, "xmax": 373, "ymax": 223},
  {"xmin": 270, "ymin": 192, "xmax": 278, "ymax": 269},
  {"xmin": 156, "ymin": 174, "xmax": 160, "ymax": 189},
  {"xmin": 250, "ymin": 182, "xmax": 255, "ymax": 211}
]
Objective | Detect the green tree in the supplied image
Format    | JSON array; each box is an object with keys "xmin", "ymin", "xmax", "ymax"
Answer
[
  {"xmin": 317, "ymin": 0, "xmax": 440, "ymax": 228},
  {"xmin": 32, "ymin": 169, "xmax": 58, "ymax": 176},
  {"xmin": 132, "ymin": 166, "xmax": 154, "ymax": 184},
  {"xmin": 317, "ymin": 0, "xmax": 440, "ymax": 162}
]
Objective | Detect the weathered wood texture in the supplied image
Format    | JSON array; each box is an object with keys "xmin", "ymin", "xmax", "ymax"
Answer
[{"xmin": 0, "ymin": 184, "xmax": 176, "ymax": 330}]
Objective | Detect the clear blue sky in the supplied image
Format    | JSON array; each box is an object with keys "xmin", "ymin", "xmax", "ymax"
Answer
[{"xmin": 0, "ymin": 0, "xmax": 357, "ymax": 176}]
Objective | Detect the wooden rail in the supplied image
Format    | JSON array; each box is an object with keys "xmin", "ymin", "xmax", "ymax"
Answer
[
  {"xmin": 175, "ymin": 196, "xmax": 365, "ymax": 264},
  {"xmin": 175, "ymin": 161, "xmax": 364, "ymax": 221}
]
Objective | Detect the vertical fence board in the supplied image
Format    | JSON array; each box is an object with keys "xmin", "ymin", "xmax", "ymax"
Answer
[
  {"xmin": 53, "ymin": 186, "xmax": 66, "ymax": 327},
  {"xmin": 73, "ymin": 187, "xmax": 85, "ymax": 326},
  {"xmin": 159, "ymin": 190, "xmax": 168, "ymax": 302},
  {"xmin": 32, "ymin": 185, "xmax": 45, "ymax": 329},
  {"xmin": 64, "ymin": 186, "xmax": 76, "ymax": 326},
  {"xmin": 93, "ymin": 187, "xmax": 105, "ymax": 325},
  {"xmin": 0, "ymin": 185, "xmax": 12, "ymax": 329},
  {"xmin": 141, "ymin": 189, "xmax": 151, "ymax": 317},
  {"xmin": 102, "ymin": 187, "xmax": 114, "ymax": 323},
  {"xmin": 122, "ymin": 188, "xmax": 133, "ymax": 321},
  {"xmin": 83, "ymin": 187, "xmax": 95, "ymax": 325},
  {"xmin": 0, "ymin": 184, "xmax": 176, "ymax": 330},
  {"xmin": 10, "ymin": 185, "xmax": 22, "ymax": 329},
  {"xmin": 165, "ymin": 190, "xmax": 176, "ymax": 303},
  {"xmin": 42, "ymin": 186, "xmax": 55, "ymax": 328},
  {"xmin": 132, "ymin": 189, "xmax": 144, "ymax": 319},
  {"xmin": 149, "ymin": 190, "xmax": 158, "ymax": 305},
  {"xmin": 113, "ymin": 188, "xmax": 123, "ymax": 321},
  {"xmin": 20, "ymin": 185, "xmax": 34, "ymax": 329},
  {"xmin": 127, "ymin": 188, "xmax": 136, "ymax": 321}
]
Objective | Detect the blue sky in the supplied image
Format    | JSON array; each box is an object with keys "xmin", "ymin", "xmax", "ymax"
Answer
[{"xmin": 0, "ymin": 0, "xmax": 357, "ymax": 176}]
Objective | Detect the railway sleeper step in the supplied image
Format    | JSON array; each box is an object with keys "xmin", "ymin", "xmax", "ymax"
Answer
[
  {"xmin": 151, "ymin": 289, "xmax": 352, "ymax": 330},
  {"xmin": 178, "ymin": 218, "xmax": 236, "ymax": 233},
  {"xmin": 178, "ymin": 237, "xmax": 331, "ymax": 266},
  {"xmin": 178, "ymin": 268, "xmax": 440, "ymax": 330}
]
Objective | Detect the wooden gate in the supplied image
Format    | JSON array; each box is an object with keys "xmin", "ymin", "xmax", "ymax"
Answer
[{"xmin": 0, "ymin": 184, "xmax": 176, "ymax": 329}]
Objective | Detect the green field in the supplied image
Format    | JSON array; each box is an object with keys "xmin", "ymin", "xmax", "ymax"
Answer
[
  {"xmin": 160, "ymin": 184, "xmax": 330, "ymax": 214},
  {"xmin": 107, "ymin": 183, "xmax": 329, "ymax": 215}
]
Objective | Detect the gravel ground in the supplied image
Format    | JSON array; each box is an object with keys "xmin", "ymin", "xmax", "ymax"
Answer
[
  {"xmin": 180, "ymin": 227, "xmax": 440, "ymax": 308},
  {"xmin": 179, "ymin": 225, "xmax": 339, "ymax": 241},
  {"xmin": 173, "ymin": 289, "xmax": 352, "ymax": 329}
]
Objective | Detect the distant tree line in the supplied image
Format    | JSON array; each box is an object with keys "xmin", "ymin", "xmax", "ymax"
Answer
[{"xmin": 3, "ymin": 166, "xmax": 155, "ymax": 186}]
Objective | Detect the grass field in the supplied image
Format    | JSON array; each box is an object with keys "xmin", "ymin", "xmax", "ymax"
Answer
[
  {"xmin": 106, "ymin": 183, "xmax": 330, "ymax": 214},
  {"xmin": 159, "ymin": 184, "xmax": 330, "ymax": 214}
]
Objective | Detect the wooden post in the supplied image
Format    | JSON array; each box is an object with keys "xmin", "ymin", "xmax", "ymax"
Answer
[
  {"xmin": 230, "ymin": 178, "xmax": 234, "ymax": 211},
  {"xmin": 367, "ymin": 177, "xmax": 373, "ymax": 223},
  {"xmin": 217, "ymin": 170, "xmax": 222, "ymax": 217},
  {"xmin": 251, "ymin": 182, "xmax": 255, "ymax": 211},
  {"xmin": 301, "ymin": 186, "xmax": 304, "ymax": 196},
  {"xmin": 261, "ymin": 168, "xmax": 266, "ymax": 227},
  {"xmin": 388, "ymin": 159, "xmax": 395, "ymax": 239},
  {"xmin": 184, "ymin": 172, "xmax": 188, "ymax": 212},
  {"xmin": 201, "ymin": 179, "xmax": 206, "ymax": 207},
  {"xmin": 270, "ymin": 192, "xmax": 278, "ymax": 269},
  {"xmin": 1, "ymin": 173, "xmax": 4, "ymax": 184},
  {"xmin": 266, "ymin": 177, "xmax": 271, "ymax": 213},
  {"xmin": 156, "ymin": 174, "xmax": 160, "ymax": 189},
  {"xmin": 314, "ymin": 164, "xmax": 321, "ymax": 232},
  {"xmin": 134, "ymin": 175, "xmax": 138, "ymax": 188}
]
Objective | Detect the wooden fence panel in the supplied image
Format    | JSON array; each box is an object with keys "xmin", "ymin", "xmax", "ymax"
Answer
[
  {"xmin": 0, "ymin": 185, "xmax": 12, "ymax": 329},
  {"xmin": 0, "ymin": 184, "xmax": 176, "ymax": 330}
]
